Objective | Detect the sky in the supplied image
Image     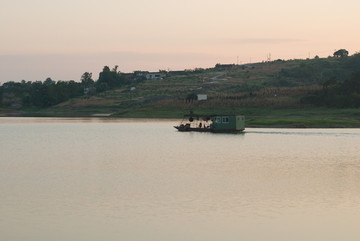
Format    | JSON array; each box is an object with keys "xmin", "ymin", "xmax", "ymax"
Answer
[{"xmin": 1, "ymin": 0, "xmax": 360, "ymax": 82}]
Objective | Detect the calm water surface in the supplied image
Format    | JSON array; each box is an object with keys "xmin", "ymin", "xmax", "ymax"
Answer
[{"xmin": 1, "ymin": 117, "xmax": 360, "ymax": 241}]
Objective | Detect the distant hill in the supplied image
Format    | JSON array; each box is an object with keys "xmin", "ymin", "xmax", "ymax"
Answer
[{"xmin": 1, "ymin": 53, "xmax": 360, "ymax": 122}]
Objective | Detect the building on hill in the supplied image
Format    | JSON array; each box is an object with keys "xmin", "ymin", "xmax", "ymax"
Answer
[
  {"xmin": 132, "ymin": 71, "xmax": 166, "ymax": 80},
  {"xmin": 84, "ymin": 87, "xmax": 96, "ymax": 95},
  {"xmin": 197, "ymin": 94, "xmax": 207, "ymax": 101},
  {"xmin": 214, "ymin": 63, "xmax": 236, "ymax": 70},
  {"xmin": 133, "ymin": 71, "xmax": 149, "ymax": 81},
  {"xmin": 146, "ymin": 72, "xmax": 165, "ymax": 80}
]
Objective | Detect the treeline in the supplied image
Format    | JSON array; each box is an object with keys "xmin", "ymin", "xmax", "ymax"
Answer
[
  {"xmin": 0, "ymin": 65, "xmax": 130, "ymax": 108},
  {"xmin": 1, "ymin": 79, "xmax": 83, "ymax": 108}
]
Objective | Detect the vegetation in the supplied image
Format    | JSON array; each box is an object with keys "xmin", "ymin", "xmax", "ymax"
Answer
[
  {"xmin": 333, "ymin": 49, "xmax": 349, "ymax": 58},
  {"xmin": 0, "ymin": 66, "xmax": 128, "ymax": 109},
  {"xmin": 1, "ymin": 49, "xmax": 360, "ymax": 127}
]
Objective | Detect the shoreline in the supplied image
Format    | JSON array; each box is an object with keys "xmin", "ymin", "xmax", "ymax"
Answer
[{"xmin": 1, "ymin": 112, "xmax": 360, "ymax": 128}]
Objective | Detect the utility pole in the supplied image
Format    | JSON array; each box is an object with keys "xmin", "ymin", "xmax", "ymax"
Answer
[{"xmin": 267, "ymin": 53, "xmax": 272, "ymax": 62}]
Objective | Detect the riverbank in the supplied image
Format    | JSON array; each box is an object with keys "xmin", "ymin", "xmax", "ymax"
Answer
[{"xmin": 2, "ymin": 107, "xmax": 360, "ymax": 128}]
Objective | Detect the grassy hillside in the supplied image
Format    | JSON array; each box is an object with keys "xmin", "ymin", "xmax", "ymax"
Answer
[
  {"xmin": 37, "ymin": 61, "xmax": 311, "ymax": 115},
  {"xmin": 2, "ymin": 55, "xmax": 360, "ymax": 127}
]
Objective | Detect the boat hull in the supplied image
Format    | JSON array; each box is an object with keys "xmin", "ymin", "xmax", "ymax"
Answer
[{"xmin": 174, "ymin": 126, "xmax": 244, "ymax": 133}]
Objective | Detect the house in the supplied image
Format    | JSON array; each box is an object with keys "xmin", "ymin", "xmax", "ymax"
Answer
[
  {"xmin": 146, "ymin": 72, "xmax": 165, "ymax": 80},
  {"xmin": 84, "ymin": 87, "xmax": 96, "ymax": 95},
  {"xmin": 132, "ymin": 71, "xmax": 166, "ymax": 80},
  {"xmin": 197, "ymin": 94, "xmax": 207, "ymax": 101},
  {"xmin": 214, "ymin": 63, "xmax": 236, "ymax": 70},
  {"xmin": 133, "ymin": 71, "xmax": 149, "ymax": 81}
]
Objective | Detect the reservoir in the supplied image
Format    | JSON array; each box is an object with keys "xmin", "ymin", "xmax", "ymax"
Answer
[{"xmin": 1, "ymin": 118, "xmax": 360, "ymax": 241}]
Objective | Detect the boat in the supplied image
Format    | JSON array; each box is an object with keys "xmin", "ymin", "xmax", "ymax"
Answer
[{"xmin": 174, "ymin": 112, "xmax": 245, "ymax": 133}]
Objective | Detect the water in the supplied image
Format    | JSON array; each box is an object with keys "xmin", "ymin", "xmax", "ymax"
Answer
[{"xmin": 1, "ymin": 117, "xmax": 360, "ymax": 241}]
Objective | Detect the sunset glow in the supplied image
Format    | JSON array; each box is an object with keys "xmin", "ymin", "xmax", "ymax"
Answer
[{"xmin": 1, "ymin": 0, "xmax": 359, "ymax": 81}]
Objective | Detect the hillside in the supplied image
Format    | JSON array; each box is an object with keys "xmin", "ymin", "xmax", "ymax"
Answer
[{"xmin": 1, "ymin": 55, "xmax": 360, "ymax": 127}]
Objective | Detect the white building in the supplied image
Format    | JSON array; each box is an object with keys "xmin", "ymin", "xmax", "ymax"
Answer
[
  {"xmin": 146, "ymin": 72, "xmax": 165, "ymax": 80},
  {"xmin": 197, "ymin": 94, "xmax": 207, "ymax": 101}
]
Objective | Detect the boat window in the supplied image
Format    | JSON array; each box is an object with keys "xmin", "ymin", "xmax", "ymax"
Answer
[
  {"xmin": 222, "ymin": 117, "xmax": 229, "ymax": 123},
  {"xmin": 215, "ymin": 117, "xmax": 221, "ymax": 123}
]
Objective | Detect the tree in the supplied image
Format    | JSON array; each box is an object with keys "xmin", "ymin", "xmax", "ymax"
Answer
[
  {"xmin": 333, "ymin": 49, "xmax": 349, "ymax": 58},
  {"xmin": 97, "ymin": 65, "xmax": 124, "ymax": 89},
  {"xmin": 44, "ymin": 77, "xmax": 55, "ymax": 86},
  {"xmin": 81, "ymin": 72, "xmax": 94, "ymax": 87},
  {"xmin": 29, "ymin": 81, "xmax": 51, "ymax": 107},
  {"xmin": 97, "ymin": 66, "xmax": 114, "ymax": 90}
]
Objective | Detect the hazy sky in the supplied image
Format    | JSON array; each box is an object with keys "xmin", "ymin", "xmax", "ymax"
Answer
[{"xmin": 1, "ymin": 0, "xmax": 359, "ymax": 82}]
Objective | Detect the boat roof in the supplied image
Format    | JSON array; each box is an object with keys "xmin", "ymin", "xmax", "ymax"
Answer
[{"xmin": 183, "ymin": 113, "xmax": 242, "ymax": 118}]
